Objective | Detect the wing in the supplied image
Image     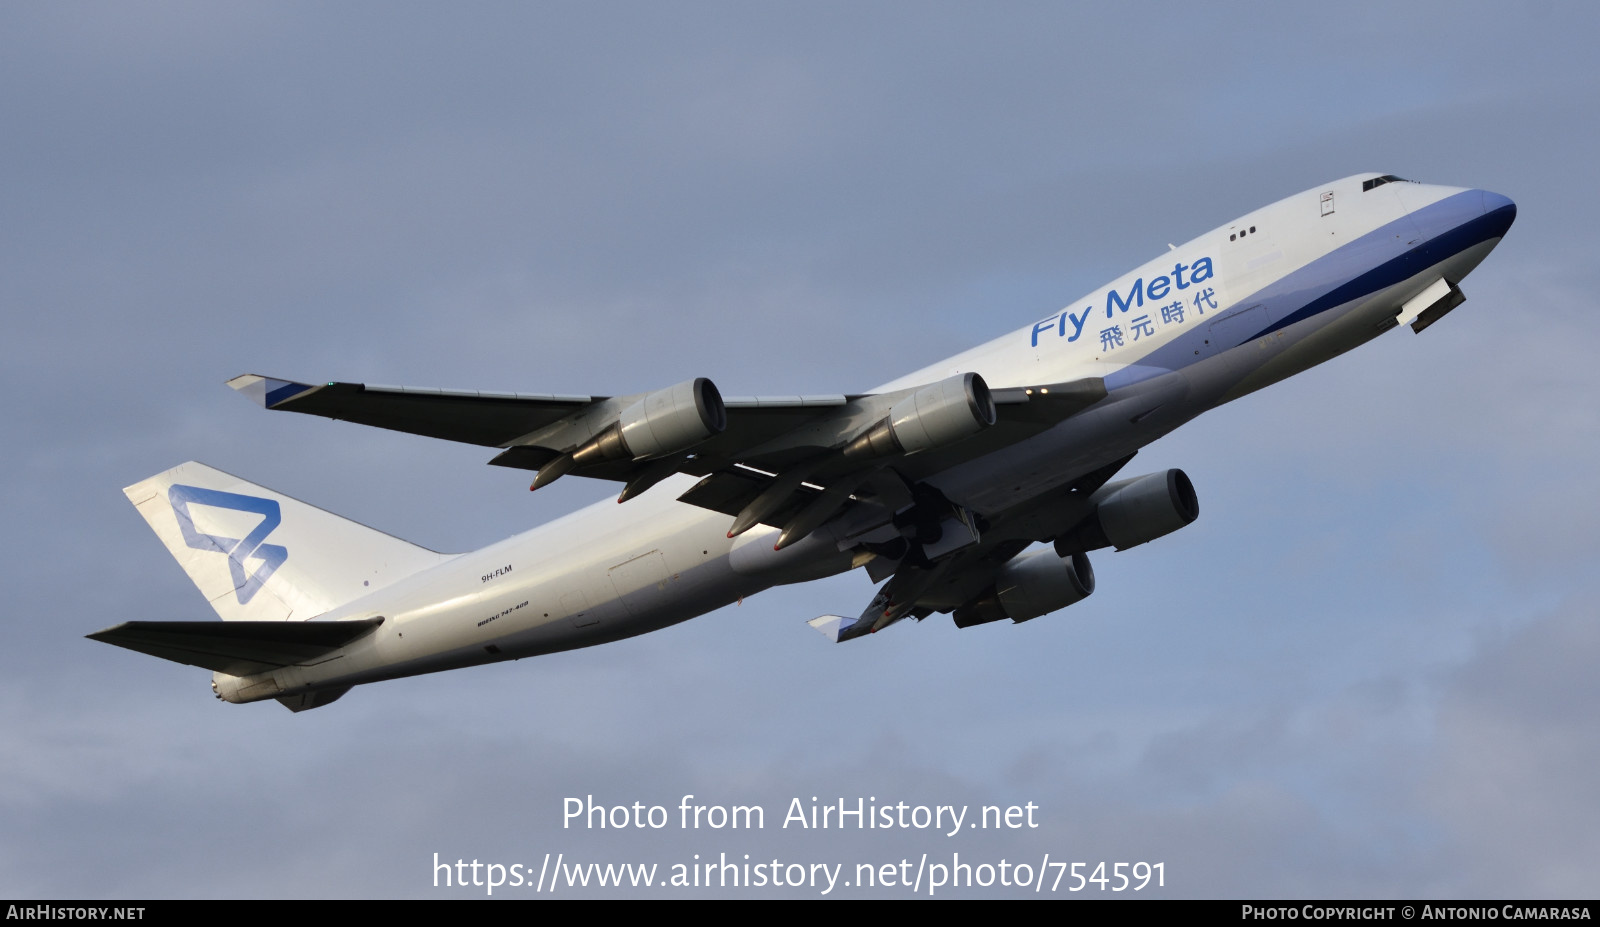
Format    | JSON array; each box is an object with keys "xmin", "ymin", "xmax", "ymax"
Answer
[
  {"xmin": 230, "ymin": 372, "xmax": 1106, "ymax": 549},
  {"xmin": 228, "ymin": 375, "xmax": 604, "ymax": 450}
]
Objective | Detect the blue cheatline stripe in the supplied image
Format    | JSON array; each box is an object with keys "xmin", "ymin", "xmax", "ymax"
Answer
[
  {"xmin": 264, "ymin": 379, "xmax": 316, "ymax": 408},
  {"xmin": 1110, "ymin": 192, "xmax": 1512, "ymax": 381},
  {"xmin": 1249, "ymin": 200, "xmax": 1515, "ymax": 341}
]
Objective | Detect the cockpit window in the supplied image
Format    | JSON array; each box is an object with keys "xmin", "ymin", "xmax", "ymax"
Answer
[{"xmin": 1362, "ymin": 174, "xmax": 1408, "ymax": 192}]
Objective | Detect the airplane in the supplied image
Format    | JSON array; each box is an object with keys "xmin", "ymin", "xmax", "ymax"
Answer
[{"xmin": 91, "ymin": 173, "xmax": 1517, "ymax": 711}]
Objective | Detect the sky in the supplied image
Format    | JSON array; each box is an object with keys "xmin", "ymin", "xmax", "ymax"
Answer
[{"xmin": 3, "ymin": 1, "xmax": 1597, "ymax": 899}]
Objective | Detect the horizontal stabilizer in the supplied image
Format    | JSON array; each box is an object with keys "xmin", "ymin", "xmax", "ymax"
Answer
[{"xmin": 87, "ymin": 618, "xmax": 384, "ymax": 677}]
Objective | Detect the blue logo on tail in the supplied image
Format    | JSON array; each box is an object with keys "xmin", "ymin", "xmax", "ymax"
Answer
[{"xmin": 168, "ymin": 485, "xmax": 288, "ymax": 604}]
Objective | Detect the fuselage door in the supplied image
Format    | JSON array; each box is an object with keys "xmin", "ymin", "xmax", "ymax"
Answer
[
  {"xmin": 608, "ymin": 550, "xmax": 672, "ymax": 618},
  {"xmin": 1207, "ymin": 304, "xmax": 1270, "ymax": 354},
  {"xmin": 563, "ymin": 589, "xmax": 596, "ymax": 628}
]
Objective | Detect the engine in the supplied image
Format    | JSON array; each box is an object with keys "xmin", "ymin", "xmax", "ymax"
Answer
[
  {"xmin": 572, "ymin": 378, "xmax": 727, "ymax": 465},
  {"xmin": 952, "ymin": 548, "xmax": 1095, "ymax": 628},
  {"xmin": 1054, "ymin": 469, "xmax": 1198, "ymax": 553},
  {"xmin": 843, "ymin": 372, "xmax": 996, "ymax": 459}
]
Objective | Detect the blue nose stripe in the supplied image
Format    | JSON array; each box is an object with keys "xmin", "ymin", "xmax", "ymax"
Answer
[{"xmin": 1478, "ymin": 190, "xmax": 1517, "ymax": 238}]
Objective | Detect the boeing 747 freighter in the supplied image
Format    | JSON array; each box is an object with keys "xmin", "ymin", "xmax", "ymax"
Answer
[{"xmin": 92, "ymin": 173, "xmax": 1516, "ymax": 711}]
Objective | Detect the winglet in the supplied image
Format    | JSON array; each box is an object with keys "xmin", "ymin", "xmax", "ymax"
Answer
[
  {"xmin": 807, "ymin": 614, "xmax": 856, "ymax": 643},
  {"xmin": 227, "ymin": 374, "xmax": 319, "ymax": 409}
]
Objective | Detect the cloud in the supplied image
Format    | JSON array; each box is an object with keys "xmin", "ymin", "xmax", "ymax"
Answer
[{"xmin": 2, "ymin": 1, "xmax": 1597, "ymax": 898}]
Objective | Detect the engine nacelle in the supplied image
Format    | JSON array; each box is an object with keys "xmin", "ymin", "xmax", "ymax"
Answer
[
  {"xmin": 843, "ymin": 372, "xmax": 996, "ymax": 459},
  {"xmin": 573, "ymin": 378, "xmax": 726, "ymax": 465},
  {"xmin": 619, "ymin": 377, "xmax": 726, "ymax": 459},
  {"xmin": 952, "ymin": 548, "xmax": 1095, "ymax": 628},
  {"xmin": 212, "ymin": 670, "xmax": 278, "ymax": 704},
  {"xmin": 1055, "ymin": 469, "xmax": 1198, "ymax": 553}
]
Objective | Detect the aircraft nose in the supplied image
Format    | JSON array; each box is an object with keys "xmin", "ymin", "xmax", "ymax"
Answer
[{"xmin": 1478, "ymin": 189, "xmax": 1517, "ymax": 238}]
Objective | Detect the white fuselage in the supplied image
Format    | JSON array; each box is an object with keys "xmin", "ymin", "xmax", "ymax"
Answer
[{"xmin": 212, "ymin": 175, "xmax": 1516, "ymax": 704}]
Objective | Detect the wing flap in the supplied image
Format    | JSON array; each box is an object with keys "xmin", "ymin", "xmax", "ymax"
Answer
[
  {"xmin": 88, "ymin": 618, "xmax": 384, "ymax": 677},
  {"xmin": 677, "ymin": 469, "xmax": 821, "ymax": 529}
]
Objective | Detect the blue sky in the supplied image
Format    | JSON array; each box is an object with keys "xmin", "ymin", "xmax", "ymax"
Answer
[{"xmin": 3, "ymin": 2, "xmax": 1596, "ymax": 898}]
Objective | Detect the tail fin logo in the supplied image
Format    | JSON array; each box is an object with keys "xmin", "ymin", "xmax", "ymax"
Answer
[{"xmin": 168, "ymin": 485, "xmax": 288, "ymax": 604}]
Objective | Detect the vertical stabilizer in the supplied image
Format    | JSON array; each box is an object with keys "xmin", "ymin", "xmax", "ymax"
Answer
[{"xmin": 125, "ymin": 462, "xmax": 451, "ymax": 621}]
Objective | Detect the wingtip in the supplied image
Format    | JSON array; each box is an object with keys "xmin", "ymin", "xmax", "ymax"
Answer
[
  {"xmin": 227, "ymin": 375, "xmax": 316, "ymax": 409},
  {"xmin": 225, "ymin": 374, "xmax": 267, "ymax": 400}
]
